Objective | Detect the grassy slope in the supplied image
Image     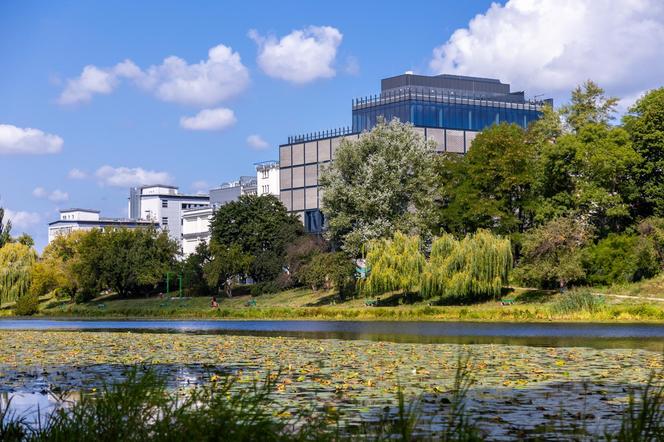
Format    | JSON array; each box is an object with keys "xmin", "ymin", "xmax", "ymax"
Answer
[{"xmin": 23, "ymin": 281, "xmax": 664, "ymax": 322}]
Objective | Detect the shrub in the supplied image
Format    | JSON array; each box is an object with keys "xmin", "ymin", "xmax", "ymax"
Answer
[
  {"xmin": 551, "ymin": 289, "xmax": 605, "ymax": 315},
  {"xmin": 584, "ymin": 233, "xmax": 660, "ymax": 285},
  {"xmin": 300, "ymin": 252, "xmax": 356, "ymax": 296},
  {"xmin": 250, "ymin": 281, "xmax": 281, "ymax": 296},
  {"xmin": 14, "ymin": 292, "xmax": 39, "ymax": 316}
]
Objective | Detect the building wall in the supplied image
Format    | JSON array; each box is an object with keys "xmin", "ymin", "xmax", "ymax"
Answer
[
  {"xmin": 278, "ymin": 129, "xmax": 478, "ymax": 231},
  {"xmin": 181, "ymin": 207, "xmax": 213, "ymax": 257},
  {"xmin": 135, "ymin": 194, "xmax": 208, "ymax": 246},
  {"xmin": 47, "ymin": 221, "xmax": 157, "ymax": 244},
  {"xmin": 257, "ymin": 165, "xmax": 280, "ymax": 197}
]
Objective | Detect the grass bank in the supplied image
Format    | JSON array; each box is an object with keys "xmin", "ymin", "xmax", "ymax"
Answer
[{"xmin": 19, "ymin": 283, "xmax": 664, "ymax": 322}]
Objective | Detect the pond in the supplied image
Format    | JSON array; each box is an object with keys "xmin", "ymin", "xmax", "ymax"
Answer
[{"xmin": 1, "ymin": 320, "xmax": 663, "ymax": 439}]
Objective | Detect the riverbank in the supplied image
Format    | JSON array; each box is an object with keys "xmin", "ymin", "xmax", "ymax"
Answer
[{"xmin": 9, "ymin": 284, "xmax": 664, "ymax": 322}]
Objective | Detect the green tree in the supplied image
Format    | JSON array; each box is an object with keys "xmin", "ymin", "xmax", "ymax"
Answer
[
  {"xmin": 73, "ymin": 228, "xmax": 178, "ymax": 300},
  {"xmin": 0, "ymin": 207, "xmax": 11, "ymax": 249},
  {"xmin": 560, "ymin": 80, "xmax": 618, "ymax": 132},
  {"xmin": 320, "ymin": 118, "xmax": 436, "ymax": 256},
  {"xmin": 421, "ymin": 230, "xmax": 512, "ymax": 301},
  {"xmin": 180, "ymin": 242, "xmax": 212, "ymax": 296},
  {"xmin": 623, "ymin": 88, "xmax": 664, "ymax": 217},
  {"xmin": 583, "ymin": 233, "xmax": 659, "ymax": 286},
  {"xmin": 435, "ymin": 123, "xmax": 537, "ymax": 236},
  {"xmin": 515, "ymin": 217, "xmax": 592, "ymax": 290},
  {"xmin": 300, "ymin": 252, "xmax": 356, "ymax": 296},
  {"xmin": 203, "ymin": 243, "xmax": 253, "ymax": 297},
  {"xmin": 209, "ymin": 195, "xmax": 302, "ymax": 281},
  {"xmin": 361, "ymin": 232, "xmax": 425, "ymax": 297},
  {"xmin": 0, "ymin": 242, "xmax": 36, "ymax": 304}
]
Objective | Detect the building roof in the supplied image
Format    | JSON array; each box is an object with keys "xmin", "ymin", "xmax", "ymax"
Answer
[
  {"xmin": 60, "ymin": 208, "xmax": 101, "ymax": 213},
  {"xmin": 49, "ymin": 219, "xmax": 158, "ymax": 227}
]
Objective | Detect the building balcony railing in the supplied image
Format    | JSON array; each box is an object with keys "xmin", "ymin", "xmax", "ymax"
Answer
[
  {"xmin": 352, "ymin": 87, "xmax": 548, "ymax": 112},
  {"xmin": 286, "ymin": 126, "xmax": 354, "ymax": 144}
]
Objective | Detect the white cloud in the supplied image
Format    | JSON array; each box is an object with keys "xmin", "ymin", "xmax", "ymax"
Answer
[
  {"xmin": 179, "ymin": 108, "xmax": 237, "ymax": 131},
  {"xmin": 246, "ymin": 134, "xmax": 269, "ymax": 150},
  {"xmin": 58, "ymin": 60, "xmax": 141, "ymax": 105},
  {"xmin": 249, "ymin": 26, "xmax": 343, "ymax": 84},
  {"xmin": 32, "ymin": 187, "xmax": 70, "ymax": 202},
  {"xmin": 67, "ymin": 168, "xmax": 88, "ymax": 179},
  {"xmin": 4, "ymin": 209, "xmax": 41, "ymax": 230},
  {"xmin": 0, "ymin": 124, "xmax": 63, "ymax": 155},
  {"xmin": 32, "ymin": 187, "xmax": 47, "ymax": 198},
  {"xmin": 59, "ymin": 45, "xmax": 249, "ymax": 107},
  {"xmin": 191, "ymin": 180, "xmax": 210, "ymax": 194},
  {"xmin": 429, "ymin": 0, "xmax": 664, "ymax": 100},
  {"xmin": 95, "ymin": 165, "xmax": 173, "ymax": 187},
  {"xmin": 344, "ymin": 56, "xmax": 360, "ymax": 76}
]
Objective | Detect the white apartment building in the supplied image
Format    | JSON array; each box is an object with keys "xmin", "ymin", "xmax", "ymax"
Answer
[
  {"xmin": 128, "ymin": 185, "xmax": 209, "ymax": 247},
  {"xmin": 181, "ymin": 206, "xmax": 213, "ymax": 257},
  {"xmin": 255, "ymin": 161, "xmax": 280, "ymax": 197},
  {"xmin": 48, "ymin": 208, "xmax": 157, "ymax": 244}
]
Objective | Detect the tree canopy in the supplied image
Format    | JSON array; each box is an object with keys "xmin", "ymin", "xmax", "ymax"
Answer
[{"xmin": 319, "ymin": 118, "xmax": 436, "ymax": 256}]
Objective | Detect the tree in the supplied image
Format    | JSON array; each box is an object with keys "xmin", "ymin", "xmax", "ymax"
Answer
[
  {"xmin": 421, "ymin": 230, "xmax": 512, "ymax": 301},
  {"xmin": 515, "ymin": 217, "xmax": 592, "ymax": 290},
  {"xmin": 203, "ymin": 243, "xmax": 253, "ymax": 297},
  {"xmin": 180, "ymin": 242, "xmax": 212, "ymax": 296},
  {"xmin": 560, "ymin": 80, "xmax": 618, "ymax": 132},
  {"xmin": 0, "ymin": 242, "xmax": 36, "ymax": 304},
  {"xmin": 73, "ymin": 228, "xmax": 178, "ymax": 300},
  {"xmin": 0, "ymin": 207, "xmax": 11, "ymax": 249},
  {"xmin": 623, "ymin": 88, "xmax": 664, "ymax": 217},
  {"xmin": 320, "ymin": 118, "xmax": 436, "ymax": 256},
  {"xmin": 435, "ymin": 123, "xmax": 537, "ymax": 236},
  {"xmin": 300, "ymin": 252, "xmax": 356, "ymax": 296},
  {"xmin": 209, "ymin": 195, "xmax": 302, "ymax": 282},
  {"xmin": 583, "ymin": 233, "xmax": 659, "ymax": 286},
  {"xmin": 361, "ymin": 232, "xmax": 425, "ymax": 297}
]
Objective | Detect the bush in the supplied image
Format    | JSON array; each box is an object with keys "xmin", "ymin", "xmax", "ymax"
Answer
[
  {"xmin": 14, "ymin": 292, "xmax": 39, "ymax": 316},
  {"xmin": 551, "ymin": 289, "xmax": 605, "ymax": 315},
  {"xmin": 250, "ymin": 281, "xmax": 281, "ymax": 296},
  {"xmin": 584, "ymin": 233, "xmax": 660, "ymax": 285},
  {"xmin": 300, "ymin": 252, "xmax": 356, "ymax": 296}
]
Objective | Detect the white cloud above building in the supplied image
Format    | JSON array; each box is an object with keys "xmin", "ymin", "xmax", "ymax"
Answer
[
  {"xmin": 95, "ymin": 165, "xmax": 173, "ymax": 187},
  {"xmin": 0, "ymin": 124, "xmax": 63, "ymax": 155},
  {"xmin": 249, "ymin": 26, "xmax": 343, "ymax": 84},
  {"xmin": 67, "ymin": 168, "xmax": 88, "ymax": 179},
  {"xmin": 4, "ymin": 209, "xmax": 41, "ymax": 230},
  {"xmin": 180, "ymin": 108, "xmax": 237, "ymax": 131},
  {"xmin": 59, "ymin": 44, "xmax": 249, "ymax": 107},
  {"xmin": 246, "ymin": 134, "xmax": 269, "ymax": 150},
  {"xmin": 429, "ymin": 0, "xmax": 664, "ymax": 100},
  {"xmin": 32, "ymin": 187, "xmax": 69, "ymax": 202}
]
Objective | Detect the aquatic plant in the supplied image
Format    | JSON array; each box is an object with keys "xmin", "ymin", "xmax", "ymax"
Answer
[{"xmin": 551, "ymin": 289, "xmax": 606, "ymax": 315}]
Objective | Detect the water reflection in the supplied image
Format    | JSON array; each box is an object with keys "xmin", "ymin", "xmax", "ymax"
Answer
[{"xmin": 1, "ymin": 319, "xmax": 664, "ymax": 350}]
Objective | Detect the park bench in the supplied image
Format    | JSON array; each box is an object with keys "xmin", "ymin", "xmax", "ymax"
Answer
[
  {"xmin": 500, "ymin": 298, "xmax": 515, "ymax": 306},
  {"xmin": 97, "ymin": 303, "xmax": 105, "ymax": 309},
  {"xmin": 245, "ymin": 299, "xmax": 257, "ymax": 307},
  {"xmin": 365, "ymin": 298, "xmax": 380, "ymax": 307}
]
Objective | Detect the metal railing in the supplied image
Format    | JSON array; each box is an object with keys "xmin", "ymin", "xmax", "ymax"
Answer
[{"xmin": 287, "ymin": 126, "xmax": 354, "ymax": 144}]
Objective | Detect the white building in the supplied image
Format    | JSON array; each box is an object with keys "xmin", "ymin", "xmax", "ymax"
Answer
[
  {"xmin": 48, "ymin": 208, "xmax": 157, "ymax": 244},
  {"xmin": 255, "ymin": 161, "xmax": 280, "ymax": 197},
  {"xmin": 181, "ymin": 206, "xmax": 213, "ymax": 257},
  {"xmin": 128, "ymin": 185, "xmax": 209, "ymax": 248}
]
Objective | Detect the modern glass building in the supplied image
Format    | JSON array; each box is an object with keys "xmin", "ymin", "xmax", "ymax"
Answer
[{"xmin": 279, "ymin": 73, "xmax": 550, "ymax": 232}]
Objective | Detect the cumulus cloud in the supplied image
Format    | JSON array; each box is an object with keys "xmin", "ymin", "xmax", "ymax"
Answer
[
  {"xmin": 249, "ymin": 26, "xmax": 342, "ymax": 84},
  {"xmin": 4, "ymin": 209, "xmax": 41, "ymax": 230},
  {"xmin": 246, "ymin": 134, "xmax": 269, "ymax": 150},
  {"xmin": 179, "ymin": 108, "xmax": 237, "ymax": 131},
  {"xmin": 32, "ymin": 187, "xmax": 70, "ymax": 202},
  {"xmin": 67, "ymin": 168, "xmax": 87, "ymax": 179},
  {"xmin": 429, "ymin": 0, "xmax": 664, "ymax": 100},
  {"xmin": 59, "ymin": 45, "xmax": 249, "ymax": 106},
  {"xmin": 58, "ymin": 60, "xmax": 141, "ymax": 105},
  {"xmin": 95, "ymin": 165, "xmax": 173, "ymax": 187},
  {"xmin": 191, "ymin": 180, "xmax": 210, "ymax": 194},
  {"xmin": 0, "ymin": 124, "xmax": 63, "ymax": 155}
]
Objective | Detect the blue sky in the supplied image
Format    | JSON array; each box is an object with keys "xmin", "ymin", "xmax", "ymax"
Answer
[{"xmin": 2, "ymin": 0, "xmax": 664, "ymax": 250}]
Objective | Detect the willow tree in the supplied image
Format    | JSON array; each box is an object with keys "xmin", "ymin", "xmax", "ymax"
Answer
[
  {"xmin": 421, "ymin": 230, "xmax": 512, "ymax": 300},
  {"xmin": 361, "ymin": 232, "xmax": 425, "ymax": 297},
  {"xmin": 0, "ymin": 242, "xmax": 36, "ymax": 304}
]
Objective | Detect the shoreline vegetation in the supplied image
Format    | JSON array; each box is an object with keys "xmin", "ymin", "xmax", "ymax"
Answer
[{"xmin": 3, "ymin": 276, "xmax": 664, "ymax": 323}]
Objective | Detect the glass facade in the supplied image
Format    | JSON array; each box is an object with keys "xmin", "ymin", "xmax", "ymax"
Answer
[{"xmin": 352, "ymin": 96, "xmax": 542, "ymax": 133}]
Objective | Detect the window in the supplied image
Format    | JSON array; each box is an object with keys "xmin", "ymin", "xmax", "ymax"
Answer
[
  {"xmin": 261, "ymin": 170, "xmax": 269, "ymax": 179},
  {"xmin": 161, "ymin": 200, "xmax": 168, "ymax": 208},
  {"xmin": 262, "ymin": 185, "xmax": 269, "ymax": 194},
  {"xmin": 161, "ymin": 217, "xmax": 168, "ymax": 225}
]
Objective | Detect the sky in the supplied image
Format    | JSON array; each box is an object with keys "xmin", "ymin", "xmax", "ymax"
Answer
[{"xmin": 2, "ymin": 0, "xmax": 664, "ymax": 250}]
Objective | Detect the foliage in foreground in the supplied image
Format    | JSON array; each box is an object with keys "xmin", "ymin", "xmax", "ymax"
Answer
[
  {"xmin": 0, "ymin": 242, "xmax": 36, "ymax": 304},
  {"xmin": 0, "ymin": 363, "xmax": 482, "ymax": 442}
]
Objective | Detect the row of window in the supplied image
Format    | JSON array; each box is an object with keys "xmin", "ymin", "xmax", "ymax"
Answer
[
  {"xmin": 280, "ymin": 187, "xmax": 319, "ymax": 212},
  {"xmin": 352, "ymin": 101, "xmax": 541, "ymax": 132}
]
